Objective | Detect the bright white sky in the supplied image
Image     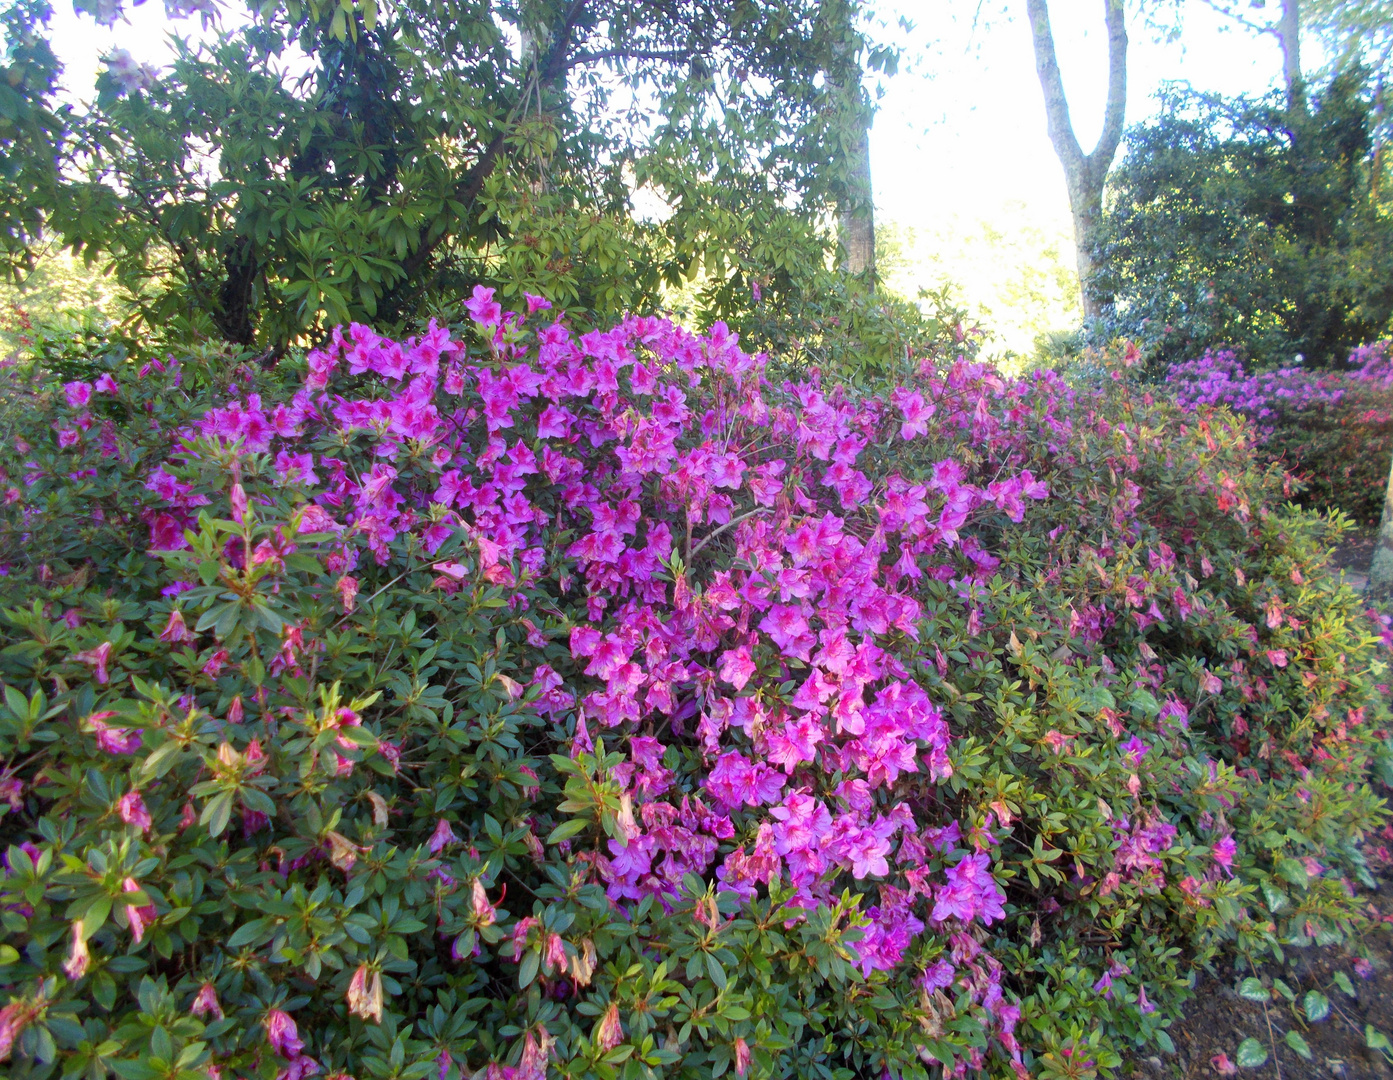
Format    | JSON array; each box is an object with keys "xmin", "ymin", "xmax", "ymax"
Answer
[
  {"xmin": 864, "ymin": 1, "xmax": 1309, "ymax": 353},
  {"xmin": 873, "ymin": 1, "xmax": 1301, "ymax": 233},
  {"xmin": 39, "ymin": 0, "xmax": 1310, "ymax": 354}
]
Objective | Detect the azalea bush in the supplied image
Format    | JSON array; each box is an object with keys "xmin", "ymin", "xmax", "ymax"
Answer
[
  {"xmin": 1165, "ymin": 341, "xmax": 1393, "ymax": 524},
  {"xmin": 0, "ymin": 296, "xmax": 1389, "ymax": 1080}
]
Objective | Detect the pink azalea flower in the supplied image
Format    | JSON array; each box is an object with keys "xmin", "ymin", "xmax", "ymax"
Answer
[
  {"xmin": 470, "ymin": 880, "xmax": 497, "ymax": 927},
  {"xmin": 466, "ymin": 285, "xmax": 502, "ymax": 327},
  {"xmin": 191, "ymin": 982, "xmax": 223, "ymax": 1020},
  {"xmin": 264, "ymin": 1009, "xmax": 304, "ymax": 1058},
  {"xmin": 1211, "ymin": 835, "xmax": 1236, "ymax": 877},
  {"xmin": 118, "ymin": 791, "xmax": 152, "ymax": 832},
  {"xmin": 429, "ymin": 818, "xmax": 458, "ymax": 854},
  {"xmin": 122, "ymin": 877, "xmax": 157, "ymax": 943},
  {"xmin": 63, "ymin": 920, "xmax": 89, "ymax": 980},
  {"xmin": 74, "ymin": 641, "xmax": 114, "ymax": 683},
  {"xmin": 63, "ymin": 381, "xmax": 93, "ymax": 408},
  {"xmin": 595, "ymin": 1003, "xmax": 623, "ymax": 1050},
  {"xmin": 159, "ymin": 609, "xmax": 193, "ymax": 644},
  {"xmin": 733, "ymin": 1038, "xmax": 750, "ymax": 1077},
  {"xmin": 87, "ymin": 711, "xmax": 142, "ymax": 754},
  {"xmin": 336, "ymin": 575, "xmax": 359, "ymax": 614},
  {"xmin": 717, "ymin": 644, "xmax": 757, "ymax": 690}
]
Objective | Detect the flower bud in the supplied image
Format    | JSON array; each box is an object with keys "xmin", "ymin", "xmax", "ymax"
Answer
[
  {"xmin": 346, "ymin": 963, "xmax": 384, "ymax": 1023},
  {"xmin": 62, "ymin": 921, "xmax": 89, "ymax": 980},
  {"xmin": 595, "ymin": 1003, "xmax": 622, "ymax": 1050}
]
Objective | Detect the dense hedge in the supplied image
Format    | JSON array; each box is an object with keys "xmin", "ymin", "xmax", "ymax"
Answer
[
  {"xmin": 1166, "ymin": 342, "xmax": 1393, "ymax": 524},
  {"xmin": 0, "ymin": 300, "xmax": 1388, "ymax": 1080}
]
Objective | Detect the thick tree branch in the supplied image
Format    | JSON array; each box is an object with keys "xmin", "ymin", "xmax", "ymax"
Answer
[
  {"xmin": 1025, "ymin": 0, "xmax": 1084, "ymax": 177},
  {"xmin": 1089, "ymin": 0, "xmax": 1128, "ymax": 185},
  {"xmin": 381, "ymin": 0, "xmax": 588, "ymax": 316},
  {"xmin": 1025, "ymin": 0, "xmax": 1128, "ymax": 321},
  {"xmin": 1277, "ymin": 0, "xmax": 1303, "ymax": 109}
]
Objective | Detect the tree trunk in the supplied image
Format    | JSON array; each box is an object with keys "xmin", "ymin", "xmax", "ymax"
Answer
[
  {"xmin": 837, "ymin": 123, "xmax": 875, "ymax": 277},
  {"xmin": 1025, "ymin": 0, "xmax": 1128, "ymax": 320},
  {"xmin": 1370, "ymin": 452, "xmax": 1393, "ymax": 597},
  {"xmin": 823, "ymin": 0, "xmax": 874, "ymax": 282},
  {"xmin": 1278, "ymin": 0, "xmax": 1303, "ymax": 110}
]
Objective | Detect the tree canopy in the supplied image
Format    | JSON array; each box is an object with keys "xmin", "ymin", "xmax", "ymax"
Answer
[
  {"xmin": 0, "ymin": 0, "xmax": 912, "ymax": 356},
  {"xmin": 1099, "ymin": 67, "xmax": 1393, "ymax": 368}
]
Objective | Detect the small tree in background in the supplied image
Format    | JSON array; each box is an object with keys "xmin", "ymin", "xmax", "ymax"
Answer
[
  {"xmin": 1024, "ymin": 0, "xmax": 1129, "ymax": 323},
  {"xmin": 1099, "ymin": 69, "xmax": 1393, "ymax": 370}
]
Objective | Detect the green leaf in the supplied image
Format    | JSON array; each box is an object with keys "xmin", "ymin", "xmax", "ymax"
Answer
[
  {"xmin": 1235, "ymin": 1038, "xmax": 1268, "ymax": 1068},
  {"xmin": 226, "ymin": 919, "xmax": 269, "ymax": 949},
  {"xmin": 3, "ymin": 684, "xmax": 29, "ymax": 719},
  {"xmin": 140, "ymin": 741, "xmax": 183, "ymax": 781},
  {"xmin": 1335, "ymin": 971, "xmax": 1357, "ymax": 997},
  {"xmin": 201, "ymin": 792, "xmax": 233, "ymax": 838},
  {"xmin": 518, "ymin": 949, "xmax": 539, "ymax": 989},
  {"xmin": 1303, "ymin": 990, "xmax": 1330, "ymax": 1021},
  {"xmin": 111, "ymin": 1060, "xmax": 162, "ymax": 1080},
  {"xmin": 336, "ymin": 725, "xmax": 378, "ymax": 748},
  {"xmin": 1284, "ymin": 1030, "xmax": 1311, "ymax": 1059},
  {"xmin": 1368, "ymin": 1025, "xmax": 1393, "ymax": 1053},
  {"xmin": 1238, "ymin": 977, "xmax": 1268, "ymax": 1002},
  {"xmin": 546, "ymin": 819, "xmax": 588, "ymax": 844},
  {"xmin": 1127, "ymin": 689, "xmax": 1159, "ymax": 717},
  {"xmin": 1260, "ymin": 880, "xmax": 1287, "ymax": 912},
  {"xmin": 195, "ymin": 601, "xmax": 238, "ymax": 634},
  {"xmin": 1276, "ymin": 857, "xmax": 1309, "ymax": 888}
]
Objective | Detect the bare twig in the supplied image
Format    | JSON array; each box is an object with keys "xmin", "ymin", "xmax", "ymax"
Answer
[{"xmin": 690, "ymin": 506, "xmax": 770, "ymax": 558}]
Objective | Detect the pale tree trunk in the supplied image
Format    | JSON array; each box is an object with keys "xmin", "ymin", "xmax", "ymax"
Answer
[
  {"xmin": 837, "ymin": 125, "xmax": 875, "ymax": 277},
  {"xmin": 1369, "ymin": 452, "xmax": 1393, "ymax": 596},
  {"xmin": 823, "ymin": 0, "xmax": 875, "ymax": 281},
  {"xmin": 1278, "ymin": 0, "xmax": 1303, "ymax": 110},
  {"xmin": 1025, "ymin": 0, "xmax": 1128, "ymax": 321}
]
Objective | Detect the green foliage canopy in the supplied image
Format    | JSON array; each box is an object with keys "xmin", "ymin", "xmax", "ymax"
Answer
[
  {"xmin": 1, "ymin": 0, "xmax": 902, "ymax": 355},
  {"xmin": 1098, "ymin": 69, "xmax": 1393, "ymax": 369}
]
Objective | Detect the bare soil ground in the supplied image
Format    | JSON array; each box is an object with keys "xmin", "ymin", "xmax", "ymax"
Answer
[
  {"xmin": 1330, "ymin": 530, "xmax": 1379, "ymax": 594},
  {"xmin": 1126, "ymin": 881, "xmax": 1393, "ymax": 1078}
]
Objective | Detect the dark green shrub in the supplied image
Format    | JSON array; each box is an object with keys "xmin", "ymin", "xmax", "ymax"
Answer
[
  {"xmin": 0, "ymin": 302, "xmax": 1387, "ymax": 1080},
  {"xmin": 1166, "ymin": 342, "xmax": 1393, "ymax": 524},
  {"xmin": 1099, "ymin": 70, "xmax": 1393, "ymax": 371}
]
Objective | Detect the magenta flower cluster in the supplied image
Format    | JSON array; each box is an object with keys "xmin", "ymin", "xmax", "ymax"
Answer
[
  {"xmin": 156, "ymin": 293, "xmax": 1046, "ymax": 975},
  {"xmin": 1166, "ymin": 343, "xmax": 1393, "ymax": 434}
]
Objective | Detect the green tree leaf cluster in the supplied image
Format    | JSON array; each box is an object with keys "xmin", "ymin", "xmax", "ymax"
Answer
[
  {"xmin": 1, "ymin": 0, "xmax": 906, "ymax": 362},
  {"xmin": 1098, "ymin": 68, "xmax": 1393, "ymax": 369}
]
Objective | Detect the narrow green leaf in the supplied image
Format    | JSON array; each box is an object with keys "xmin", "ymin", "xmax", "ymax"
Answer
[
  {"xmin": 546, "ymin": 819, "xmax": 589, "ymax": 844},
  {"xmin": 518, "ymin": 949, "xmax": 539, "ymax": 989},
  {"xmin": 1284, "ymin": 1030, "xmax": 1311, "ymax": 1059}
]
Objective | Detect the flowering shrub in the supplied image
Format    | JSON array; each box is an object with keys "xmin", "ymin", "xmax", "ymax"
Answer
[
  {"xmin": 0, "ymin": 298, "xmax": 1389, "ymax": 1080},
  {"xmin": 1166, "ymin": 342, "xmax": 1393, "ymax": 524}
]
